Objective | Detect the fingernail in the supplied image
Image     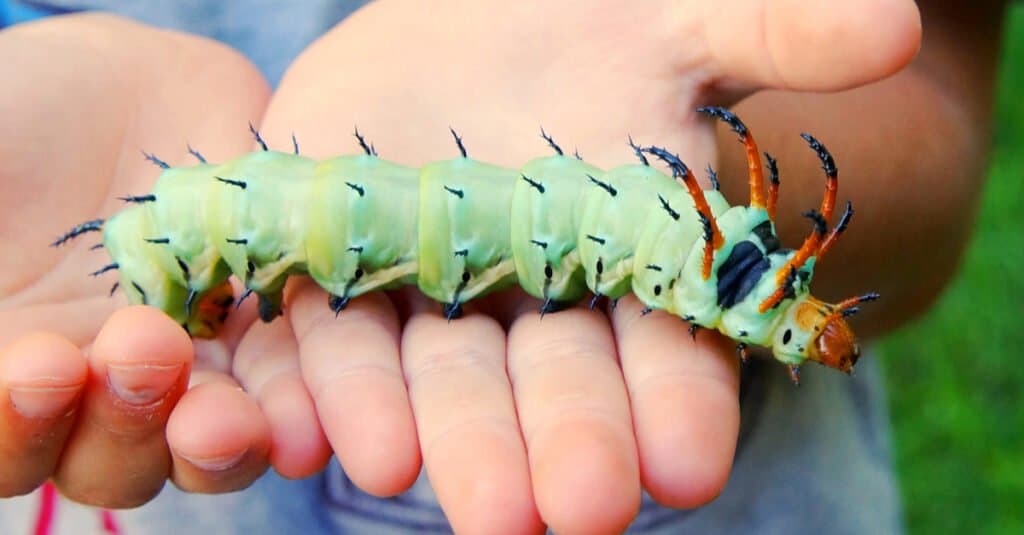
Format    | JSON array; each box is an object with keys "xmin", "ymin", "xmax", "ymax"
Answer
[
  {"xmin": 106, "ymin": 363, "xmax": 183, "ymax": 405},
  {"xmin": 8, "ymin": 385, "xmax": 80, "ymax": 418},
  {"xmin": 176, "ymin": 449, "xmax": 248, "ymax": 472}
]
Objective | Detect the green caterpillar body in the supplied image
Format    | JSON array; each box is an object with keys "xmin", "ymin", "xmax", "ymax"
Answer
[{"xmin": 61, "ymin": 108, "xmax": 874, "ymax": 379}]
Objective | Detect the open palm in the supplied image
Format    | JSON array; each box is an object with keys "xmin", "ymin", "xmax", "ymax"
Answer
[{"xmin": 0, "ymin": 1, "xmax": 920, "ymax": 533}]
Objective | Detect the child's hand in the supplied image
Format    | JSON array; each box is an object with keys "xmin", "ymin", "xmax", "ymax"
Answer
[
  {"xmin": 0, "ymin": 14, "xmax": 330, "ymax": 506},
  {"xmin": 256, "ymin": 1, "xmax": 920, "ymax": 533}
]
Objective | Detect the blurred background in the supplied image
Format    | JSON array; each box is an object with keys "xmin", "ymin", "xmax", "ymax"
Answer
[{"xmin": 879, "ymin": 3, "xmax": 1024, "ymax": 533}]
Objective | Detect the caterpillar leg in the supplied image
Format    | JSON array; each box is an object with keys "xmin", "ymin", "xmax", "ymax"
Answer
[
  {"xmin": 697, "ymin": 106, "xmax": 767, "ymax": 211},
  {"xmin": 642, "ymin": 146, "xmax": 723, "ymax": 280}
]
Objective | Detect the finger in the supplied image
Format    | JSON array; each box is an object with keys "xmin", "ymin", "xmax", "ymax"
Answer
[
  {"xmin": 232, "ymin": 307, "xmax": 330, "ymax": 479},
  {"xmin": 507, "ymin": 302, "xmax": 640, "ymax": 534},
  {"xmin": 0, "ymin": 333, "xmax": 88, "ymax": 496},
  {"xmin": 701, "ymin": 0, "xmax": 921, "ymax": 92},
  {"xmin": 167, "ymin": 381, "xmax": 272, "ymax": 493},
  {"xmin": 611, "ymin": 295, "xmax": 740, "ymax": 508},
  {"xmin": 289, "ymin": 278, "xmax": 419, "ymax": 496},
  {"xmin": 52, "ymin": 306, "xmax": 192, "ymax": 508},
  {"xmin": 191, "ymin": 277, "xmax": 260, "ymax": 380},
  {"xmin": 166, "ymin": 282, "xmax": 275, "ymax": 493},
  {"xmin": 402, "ymin": 299, "xmax": 543, "ymax": 534}
]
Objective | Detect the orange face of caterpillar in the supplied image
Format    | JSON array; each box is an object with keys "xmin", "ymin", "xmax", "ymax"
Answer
[{"xmin": 795, "ymin": 298, "xmax": 860, "ymax": 373}]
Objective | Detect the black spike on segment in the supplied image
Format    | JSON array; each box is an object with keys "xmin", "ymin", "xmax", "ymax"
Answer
[
  {"xmin": 90, "ymin": 263, "xmax": 118, "ymax": 277},
  {"xmin": 236, "ymin": 288, "xmax": 253, "ymax": 309},
  {"xmin": 530, "ymin": 239, "xmax": 548, "ymax": 249},
  {"xmin": 627, "ymin": 135, "xmax": 649, "ymax": 166},
  {"xmin": 248, "ymin": 122, "xmax": 268, "ymax": 151},
  {"xmin": 184, "ymin": 289, "xmax": 197, "ymax": 319},
  {"xmin": 51, "ymin": 219, "xmax": 104, "ymax": 247},
  {"xmin": 454, "ymin": 249, "xmax": 468, "ymax": 257},
  {"xmin": 109, "ymin": 281, "xmax": 119, "ymax": 297},
  {"xmin": 765, "ymin": 152, "xmax": 780, "ymax": 187},
  {"xmin": 801, "ymin": 209, "xmax": 829, "ymax": 237},
  {"xmin": 288, "ymin": 133, "xmax": 298, "ymax": 155},
  {"xmin": 645, "ymin": 264, "xmax": 662, "ymax": 272},
  {"xmin": 688, "ymin": 323, "xmax": 701, "ymax": 340},
  {"xmin": 215, "ymin": 176, "xmax": 247, "ymax": 189},
  {"xmin": 705, "ymin": 164, "xmax": 720, "ymax": 191},
  {"xmin": 800, "ymin": 133, "xmax": 837, "ymax": 178},
  {"xmin": 187, "ymin": 144, "xmax": 207, "ymax": 163},
  {"xmin": 345, "ymin": 182, "xmax": 365, "ymax": 197},
  {"xmin": 521, "ymin": 174, "xmax": 545, "ymax": 193},
  {"xmin": 835, "ymin": 201, "xmax": 854, "ymax": 233},
  {"xmin": 574, "ymin": 148, "xmax": 583, "ymax": 161},
  {"xmin": 841, "ymin": 306, "xmax": 861, "ymax": 318},
  {"xmin": 347, "ymin": 246, "xmax": 363, "ymax": 253},
  {"xmin": 444, "ymin": 185, "xmax": 464, "ymax": 198},
  {"xmin": 585, "ymin": 234, "xmax": 605, "ymax": 245},
  {"xmin": 176, "ymin": 257, "xmax": 190, "ymax": 279},
  {"xmin": 131, "ymin": 281, "xmax": 147, "ymax": 304},
  {"xmin": 696, "ymin": 106, "xmax": 748, "ymax": 139},
  {"xmin": 118, "ymin": 194, "xmax": 156, "ymax": 204},
  {"xmin": 89, "ymin": 243, "xmax": 104, "ymax": 251},
  {"xmin": 226, "ymin": 238, "xmax": 248, "ymax": 245},
  {"xmin": 449, "ymin": 127, "xmax": 467, "ymax": 158},
  {"xmin": 353, "ymin": 127, "xmax": 375, "ymax": 156},
  {"xmin": 860, "ymin": 292, "xmax": 881, "ymax": 303},
  {"xmin": 144, "ymin": 237, "xmax": 170, "ymax": 244},
  {"xmin": 141, "ymin": 151, "xmax": 170, "ymax": 169},
  {"xmin": 329, "ymin": 294, "xmax": 350, "ymax": 317},
  {"xmin": 444, "ymin": 301, "xmax": 463, "ymax": 321},
  {"xmin": 538, "ymin": 298, "xmax": 569, "ymax": 317},
  {"xmin": 587, "ymin": 174, "xmax": 617, "ymax": 196},
  {"xmin": 539, "ymin": 127, "xmax": 564, "ymax": 156},
  {"xmin": 658, "ymin": 194, "xmax": 680, "ymax": 221},
  {"xmin": 698, "ymin": 211, "xmax": 713, "ymax": 243},
  {"xmin": 641, "ymin": 146, "xmax": 690, "ymax": 180}
]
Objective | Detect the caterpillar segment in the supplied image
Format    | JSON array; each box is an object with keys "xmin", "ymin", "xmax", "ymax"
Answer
[{"xmin": 52, "ymin": 107, "xmax": 876, "ymax": 381}]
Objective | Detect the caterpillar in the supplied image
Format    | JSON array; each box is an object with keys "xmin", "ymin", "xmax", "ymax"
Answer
[{"xmin": 52, "ymin": 107, "xmax": 877, "ymax": 384}]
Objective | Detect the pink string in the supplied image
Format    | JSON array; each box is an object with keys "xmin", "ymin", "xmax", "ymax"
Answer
[
  {"xmin": 100, "ymin": 509, "xmax": 121, "ymax": 535},
  {"xmin": 32, "ymin": 482, "xmax": 56, "ymax": 535},
  {"xmin": 31, "ymin": 482, "xmax": 122, "ymax": 535}
]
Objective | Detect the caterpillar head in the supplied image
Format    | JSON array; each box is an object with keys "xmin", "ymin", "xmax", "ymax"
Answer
[{"xmin": 773, "ymin": 294, "xmax": 877, "ymax": 374}]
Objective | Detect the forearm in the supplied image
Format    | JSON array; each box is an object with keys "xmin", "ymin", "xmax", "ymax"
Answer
[{"xmin": 716, "ymin": 3, "xmax": 1005, "ymax": 337}]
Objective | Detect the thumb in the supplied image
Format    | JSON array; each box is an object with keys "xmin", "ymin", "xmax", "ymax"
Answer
[{"xmin": 700, "ymin": 0, "xmax": 921, "ymax": 93}]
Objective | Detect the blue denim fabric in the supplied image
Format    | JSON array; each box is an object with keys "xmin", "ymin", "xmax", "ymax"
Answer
[{"xmin": 0, "ymin": 2, "xmax": 903, "ymax": 532}]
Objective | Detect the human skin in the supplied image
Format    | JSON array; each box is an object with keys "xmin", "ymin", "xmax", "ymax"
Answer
[{"xmin": 0, "ymin": 0, "xmax": 1000, "ymax": 533}]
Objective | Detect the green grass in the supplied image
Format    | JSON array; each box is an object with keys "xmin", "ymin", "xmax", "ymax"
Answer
[{"xmin": 879, "ymin": 6, "xmax": 1024, "ymax": 534}]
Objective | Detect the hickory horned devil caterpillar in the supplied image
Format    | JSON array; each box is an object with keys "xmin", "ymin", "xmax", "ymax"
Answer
[{"xmin": 52, "ymin": 107, "xmax": 878, "ymax": 385}]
